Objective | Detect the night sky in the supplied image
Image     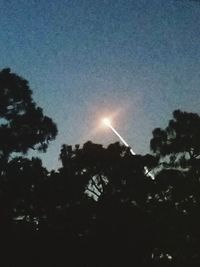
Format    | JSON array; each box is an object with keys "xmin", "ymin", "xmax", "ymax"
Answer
[{"xmin": 1, "ymin": 0, "xmax": 200, "ymax": 170}]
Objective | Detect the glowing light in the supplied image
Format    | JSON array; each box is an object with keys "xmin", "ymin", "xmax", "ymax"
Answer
[{"xmin": 102, "ymin": 117, "xmax": 111, "ymax": 126}]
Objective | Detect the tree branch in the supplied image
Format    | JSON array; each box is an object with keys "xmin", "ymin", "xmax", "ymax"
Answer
[
  {"xmin": 91, "ymin": 177, "xmax": 103, "ymax": 194},
  {"xmin": 86, "ymin": 188, "xmax": 100, "ymax": 198}
]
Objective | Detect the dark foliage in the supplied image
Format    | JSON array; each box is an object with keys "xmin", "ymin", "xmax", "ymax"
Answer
[
  {"xmin": 150, "ymin": 110, "xmax": 200, "ymax": 160},
  {"xmin": 0, "ymin": 71, "xmax": 200, "ymax": 267},
  {"xmin": 0, "ymin": 68, "xmax": 58, "ymax": 161}
]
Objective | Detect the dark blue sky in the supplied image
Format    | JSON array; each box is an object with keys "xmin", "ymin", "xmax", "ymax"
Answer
[{"xmin": 1, "ymin": 0, "xmax": 200, "ymax": 170}]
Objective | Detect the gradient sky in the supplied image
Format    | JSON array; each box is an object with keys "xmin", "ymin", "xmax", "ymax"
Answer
[{"xmin": 0, "ymin": 0, "xmax": 200, "ymax": 170}]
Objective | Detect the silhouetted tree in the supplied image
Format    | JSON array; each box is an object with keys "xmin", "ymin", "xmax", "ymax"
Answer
[
  {"xmin": 0, "ymin": 68, "xmax": 57, "ymax": 164},
  {"xmin": 149, "ymin": 110, "xmax": 200, "ymax": 266},
  {"xmin": 0, "ymin": 68, "xmax": 57, "ymax": 266},
  {"xmin": 55, "ymin": 141, "xmax": 158, "ymax": 267},
  {"xmin": 151, "ymin": 110, "xmax": 200, "ymax": 169},
  {"xmin": 3, "ymin": 91, "xmax": 200, "ymax": 267}
]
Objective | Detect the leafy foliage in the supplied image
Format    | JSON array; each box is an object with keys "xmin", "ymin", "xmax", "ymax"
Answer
[
  {"xmin": 0, "ymin": 71, "xmax": 200, "ymax": 267},
  {"xmin": 0, "ymin": 68, "xmax": 57, "ymax": 159},
  {"xmin": 151, "ymin": 110, "xmax": 200, "ymax": 157}
]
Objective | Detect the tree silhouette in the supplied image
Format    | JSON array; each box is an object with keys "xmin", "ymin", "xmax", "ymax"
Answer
[
  {"xmin": 150, "ymin": 110, "xmax": 200, "ymax": 266},
  {"xmin": 0, "ymin": 68, "xmax": 58, "ymax": 266},
  {"xmin": 0, "ymin": 68, "xmax": 57, "ymax": 164},
  {"xmin": 150, "ymin": 110, "xmax": 200, "ymax": 168},
  {"xmin": 56, "ymin": 141, "xmax": 158, "ymax": 266},
  {"xmin": 1, "ymin": 87, "xmax": 200, "ymax": 267}
]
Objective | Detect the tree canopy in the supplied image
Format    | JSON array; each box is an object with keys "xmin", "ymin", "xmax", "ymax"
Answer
[
  {"xmin": 0, "ymin": 68, "xmax": 57, "ymax": 160},
  {"xmin": 151, "ymin": 110, "xmax": 200, "ymax": 163},
  {"xmin": 0, "ymin": 70, "xmax": 200, "ymax": 267}
]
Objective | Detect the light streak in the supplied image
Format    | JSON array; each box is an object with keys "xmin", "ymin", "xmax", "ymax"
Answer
[
  {"xmin": 102, "ymin": 118, "xmax": 135, "ymax": 155},
  {"xmin": 102, "ymin": 117, "xmax": 154, "ymax": 179},
  {"xmin": 107, "ymin": 123, "xmax": 135, "ymax": 155}
]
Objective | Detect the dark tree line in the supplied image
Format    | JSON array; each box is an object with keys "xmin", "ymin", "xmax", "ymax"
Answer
[{"xmin": 0, "ymin": 68, "xmax": 200, "ymax": 267}]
